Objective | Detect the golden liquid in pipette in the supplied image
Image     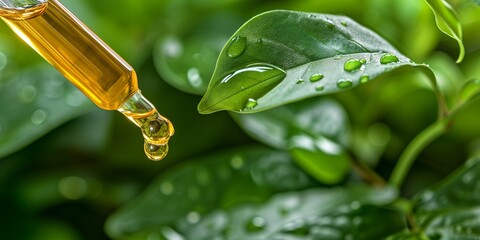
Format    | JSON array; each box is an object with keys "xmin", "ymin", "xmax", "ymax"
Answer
[{"xmin": 0, "ymin": 0, "xmax": 174, "ymax": 160}]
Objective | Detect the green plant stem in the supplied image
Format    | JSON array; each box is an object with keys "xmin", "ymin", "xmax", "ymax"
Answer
[
  {"xmin": 389, "ymin": 119, "xmax": 448, "ymax": 187},
  {"xmin": 389, "ymin": 93, "xmax": 480, "ymax": 188}
]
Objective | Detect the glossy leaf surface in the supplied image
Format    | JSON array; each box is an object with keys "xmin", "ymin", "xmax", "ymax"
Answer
[
  {"xmin": 0, "ymin": 66, "xmax": 93, "ymax": 158},
  {"xmin": 105, "ymin": 146, "xmax": 317, "ymax": 239},
  {"xmin": 198, "ymin": 10, "xmax": 426, "ymax": 114}
]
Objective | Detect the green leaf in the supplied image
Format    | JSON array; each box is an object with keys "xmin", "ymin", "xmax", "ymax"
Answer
[
  {"xmin": 289, "ymin": 133, "xmax": 351, "ymax": 184},
  {"xmin": 424, "ymin": 0, "xmax": 465, "ymax": 63},
  {"xmin": 232, "ymin": 98, "xmax": 351, "ymax": 184},
  {"xmin": 105, "ymin": 146, "xmax": 317, "ymax": 240},
  {"xmin": 0, "ymin": 65, "xmax": 93, "ymax": 158},
  {"xmin": 198, "ymin": 10, "xmax": 425, "ymax": 114},
  {"xmin": 180, "ymin": 186, "xmax": 401, "ymax": 240},
  {"xmin": 411, "ymin": 157, "xmax": 480, "ymax": 239}
]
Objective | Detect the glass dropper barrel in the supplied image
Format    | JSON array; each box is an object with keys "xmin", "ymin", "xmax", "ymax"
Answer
[{"xmin": 0, "ymin": 0, "xmax": 174, "ymax": 160}]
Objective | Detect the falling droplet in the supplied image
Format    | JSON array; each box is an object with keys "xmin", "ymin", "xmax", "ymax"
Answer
[
  {"xmin": 226, "ymin": 36, "xmax": 247, "ymax": 58},
  {"xmin": 337, "ymin": 79, "xmax": 353, "ymax": 89},
  {"xmin": 245, "ymin": 98, "xmax": 258, "ymax": 109},
  {"xmin": 359, "ymin": 74, "xmax": 369, "ymax": 83},
  {"xmin": 144, "ymin": 142, "xmax": 169, "ymax": 161},
  {"xmin": 380, "ymin": 53, "xmax": 399, "ymax": 64},
  {"xmin": 296, "ymin": 78, "xmax": 305, "ymax": 84},
  {"xmin": 245, "ymin": 216, "xmax": 267, "ymax": 232},
  {"xmin": 315, "ymin": 85, "xmax": 325, "ymax": 91},
  {"xmin": 160, "ymin": 182, "xmax": 174, "ymax": 196},
  {"xmin": 343, "ymin": 59, "xmax": 363, "ymax": 72},
  {"xmin": 31, "ymin": 109, "xmax": 47, "ymax": 125},
  {"xmin": 309, "ymin": 73, "xmax": 324, "ymax": 82}
]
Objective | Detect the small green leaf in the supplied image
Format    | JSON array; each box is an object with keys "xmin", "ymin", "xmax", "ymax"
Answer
[
  {"xmin": 411, "ymin": 157, "xmax": 480, "ymax": 239},
  {"xmin": 459, "ymin": 79, "xmax": 480, "ymax": 103},
  {"xmin": 105, "ymin": 146, "xmax": 316, "ymax": 240},
  {"xmin": 0, "ymin": 65, "xmax": 93, "ymax": 158},
  {"xmin": 198, "ymin": 10, "xmax": 425, "ymax": 114},
  {"xmin": 424, "ymin": 0, "xmax": 465, "ymax": 63},
  {"xmin": 289, "ymin": 133, "xmax": 351, "ymax": 184},
  {"xmin": 232, "ymin": 98, "xmax": 351, "ymax": 184}
]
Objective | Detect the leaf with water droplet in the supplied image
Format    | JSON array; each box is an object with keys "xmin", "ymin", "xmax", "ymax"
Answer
[
  {"xmin": 0, "ymin": 65, "xmax": 93, "ymax": 158},
  {"xmin": 153, "ymin": 14, "xmax": 242, "ymax": 95},
  {"xmin": 186, "ymin": 185, "xmax": 399, "ymax": 239},
  {"xmin": 198, "ymin": 10, "xmax": 439, "ymax": 114},
  {"xmin": 232, "ymin": 98, "xmax": 351, "ymax": 184},
  {"xmin": 424, "ymin": 0, "xmax": 464, "ymax": 63},
  {"xmin": 105, "ymin": 146, "xmax": 316, "ymax": 239}
]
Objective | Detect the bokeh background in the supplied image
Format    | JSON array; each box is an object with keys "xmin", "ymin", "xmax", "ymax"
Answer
[{"xmin": 1, "ymin": 0, "xmax": 480, "ymax": 239}]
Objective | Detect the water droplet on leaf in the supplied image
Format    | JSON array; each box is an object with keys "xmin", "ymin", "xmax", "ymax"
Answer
[
  {"xmin": 296, "ymin": 78, "xmax": 304, "ymax": 84},
  {"xmin": 31, "ymin": 109, "xmax": 47, "ymax": 125},
  {"xmin": 380, "ymin": 53, "xmax": 399, "ymax": 64},
  {"xmin": 344, "ymin": 59, "xmax": 363, "ymax": 72},
  {"xmin": 309, "ymin": 74, "xmax": 324, "ymax": 82},
  {"xmin": 315, "ymin": 85, "xmax": 325, "ymax": 91},
  {"xmin": 187, "ymin": 67, "xmax": 203, "ymax": 88},
  {"xmin": 245, "ymin": 98, "xmax": 258, "ymax": 109},
  {"xmin": 245, "ymin": 216, "xmax": 267, "ymax": 232},
  {"xmin": 337, "ymin": 79, "xmax": 353, "ymax": 89},
  {"xmin": 359, "ymin": 74, "xmax": 369, "ymax": 83},
  {"xmin": 226, "ymin": 36, "xmax": 247, "ymax": 58}
]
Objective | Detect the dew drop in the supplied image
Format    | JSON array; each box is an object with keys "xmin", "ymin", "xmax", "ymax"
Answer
[
  {"xmin": 296, "ymin": 78, "xmax": 305, "ymax": 84},
  {"xmin": 162, "ymin": 37, "xmax": 183, "ymax": 58},
  {"xmin": 341, "ymin": 21, "xmax": 347, "ymax": 26},
  {"xmin": 380, "ymin": 53, "xmax": 399, "ymax": 64},
  {"xmin": 309, "ymin": 73, "xmax": 324, "ymax": 82},
  {"xmin": 19, "ymin": 85, "xmax": 37, "ymax": 103},
  {"xmin": 31, "ymin": 109, "xmax": 47, "ymax": 125},
  {"xmin": 226, "ymin": 36, "xmax": 247, "ymax": 58},
  {"xmin": 144, "ymin": 142, "xmax": 169, "ymax": 161},
  {"xmin": 160, "ymin": 182, "xmax": 174, "ymax": 195},
  {"xmin": 343, "ymin": 59, "xmax": 363, "ymax": 72},
  {"xmin": 360, "ymin": 59, "xmax": 367, "ymax": 64},
  {"xmin": 315, "ymin": 85, "xmax": 325, "ymax": 91},
  {"xmin": 244, "ymin": 98, "xmax": 258, "ymax": 109},
  {"xmin": 337, "ymin": 79, "xmax": 353, "ymax": 89},
  {"xmin": 245, "ymin": 216, "xmax": 267, "ymax": 232},
  {"xmin": 359, "ymin": 74, "xmax": 369, "ymax": 83}
]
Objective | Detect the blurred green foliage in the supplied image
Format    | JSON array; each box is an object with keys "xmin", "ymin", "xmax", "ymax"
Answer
[{"xmin": 1, "ymin": 0, "xmax": 480, "ymax": 239}]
